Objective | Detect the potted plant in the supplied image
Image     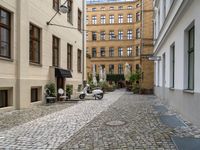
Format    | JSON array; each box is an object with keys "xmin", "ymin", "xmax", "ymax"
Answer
[
  {"xmin": 45, "ymin": 82, "xmax": 56, "ymax": 103},
  {"xmin": 66, "ymin": 84, "xmax": 73, "ymax": 99}
]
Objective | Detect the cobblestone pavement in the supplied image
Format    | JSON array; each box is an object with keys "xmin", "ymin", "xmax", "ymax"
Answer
[
  {"xmin": 0, "ymin": 101, "xmax": 77, "ymax": 131},
  {"xmin": 60, "ymin": 93, "xmax": 177, "ymax": 150},
  {"xmin": 0, "ymin": 90, "xmax": 124, "ymax": 149}
]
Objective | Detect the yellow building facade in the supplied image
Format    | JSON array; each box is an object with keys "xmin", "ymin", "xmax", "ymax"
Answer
[{"xmin": 86, "ymin": 0, "xmax": 154, "ymax": 93}]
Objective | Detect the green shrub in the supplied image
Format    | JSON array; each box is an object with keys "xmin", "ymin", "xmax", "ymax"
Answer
[
  {"xmin": 66, "ymin": 84, "xmax": 73, "ymax": 95},
  {"xmin": 45, "ymin": 82, "xmax": 56, "ymax": 97}
]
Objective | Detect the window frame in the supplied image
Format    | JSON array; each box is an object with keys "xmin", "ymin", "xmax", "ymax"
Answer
[
  {"xmin": 0, "ymin": 90, "xmax": 8, "ymax": 108},
  {"xmin": 31, "ymin": 88, "xmax": 38, "ymax": 103},
  {"xmin": 109, "ymin": 15, "xmax": 114, "ymax": 24},
  {"xmin": 118, "ymin": 47, "xmax": 123, "ymax": 57},
  {"xmin": 118, "ymin": 64, "xmax": 123, "ymax": 74},
  {"xmin": 67, "ymin": 0, "xmax": 73, "ymax": 24},
  {"xmin": 0, "ymin": 8, "xmax": 11, "ymax": 59},
  {"xmin": 29, "ymin": 23, "xmax": 41, "ymax": 64},
  {"xmin": 187, "ymin": 26, "xmax": 195, "ymax": 90},
  {"xmin": 109, "ymin": 64, "xmax": 114, "ymax": 74},
  {"xmin": 52, "ymin": 36, "xmax": 60, "ymax": 67},
  {"xmin": 67, "ymin": 43, "xmax": 73, "ymax": 70},
  {"xmin": 53, "ymin": 0, "xmax": 60, "ymax": 12},
  {"xmin": 77, "ymin": 49, "xmax": 82, "ymax": 73},
  {"xmin": 78, "ymin": 9, "xmax": 82, "ymax": 32},
  {"xmin": 109, "ymin": 47, "xmax": 114, "ymax": 57}
]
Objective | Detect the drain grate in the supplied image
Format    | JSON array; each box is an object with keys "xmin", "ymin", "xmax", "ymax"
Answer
[{"xmin": 105, "ymin": 120, "xmax": 126, "ymax": 126}]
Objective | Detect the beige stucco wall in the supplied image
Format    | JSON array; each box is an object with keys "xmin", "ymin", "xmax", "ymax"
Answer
[{"xmin": 0, "ymin": 0, "xmax": 86, "ymax": 110}]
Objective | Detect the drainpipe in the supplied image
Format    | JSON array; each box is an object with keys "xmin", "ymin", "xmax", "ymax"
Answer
[{"xmin": 82, "ymin": 0, "xmax": 85, "ymax": 85}]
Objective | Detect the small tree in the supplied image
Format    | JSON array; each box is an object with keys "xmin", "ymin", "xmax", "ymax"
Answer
[
  {"xmin": 45, "ymin": 82, "xmax": 56, "ymax": 97},
  {"xmin": 129, "ymin": 70, "xmax": 143, "ymax": 94}
]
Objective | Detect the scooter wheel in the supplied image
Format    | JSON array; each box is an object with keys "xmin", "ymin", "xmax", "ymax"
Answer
[
  {"xmin": 96, "ymin": 93, "xmax": 104, "ymax": 100},
  {"xmin": 79, "ymin": 94, "xmax": 85, "ymax": 99}
]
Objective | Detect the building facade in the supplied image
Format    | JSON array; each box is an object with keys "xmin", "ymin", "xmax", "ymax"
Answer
[
  {"xmin": 153, "ymin": 0, "xmax": 200, "ymax": 126},
  {"xmin": 0, "ymin": 0, "xmax": 86, "ymax": 110},
  {"xmin": 86, "ymin": 0, "xmax": 154, "ymax": 93}
]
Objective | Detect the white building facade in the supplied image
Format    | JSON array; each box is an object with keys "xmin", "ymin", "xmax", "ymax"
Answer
[
  {"xmin": 153, "ymin": 0, "xmax": 200, "ymax": 126},
  {"xmin": 0, "ymin": 0, "xmax": 86, "ymax": 110}
]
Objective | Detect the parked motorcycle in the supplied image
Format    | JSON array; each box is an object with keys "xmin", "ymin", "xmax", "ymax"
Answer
[{"xmin": 79, "ymin": 84, "xmax": 104, "ymax": 100}]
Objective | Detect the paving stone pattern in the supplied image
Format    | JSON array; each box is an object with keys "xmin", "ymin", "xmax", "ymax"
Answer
[
  {"xmin": 0, "ymin": 102, "xmax": 76, "ymax": 131},
  {"xmin": 60, "ymin": 93, "xmax": 176, "ymax": 150},
  {"xmin": 0, "ymin": 90, "xmax": 124, "ymax": 149}
]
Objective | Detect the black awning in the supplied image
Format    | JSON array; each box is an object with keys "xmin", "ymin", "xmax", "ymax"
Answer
[{"xmin": 55, "ymin": 68, "xmax": 72, "ymax": 78}]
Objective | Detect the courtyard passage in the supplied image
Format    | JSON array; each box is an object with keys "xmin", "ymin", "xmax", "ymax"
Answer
[{"xmin": 0, "ymin": 90, "xmax": 200, "ymax": 149}]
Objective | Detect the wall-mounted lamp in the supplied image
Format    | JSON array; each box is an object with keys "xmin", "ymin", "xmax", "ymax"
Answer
[{"xmin": 46, "ymin": 0, "xmax": 68, "ymax": 25}]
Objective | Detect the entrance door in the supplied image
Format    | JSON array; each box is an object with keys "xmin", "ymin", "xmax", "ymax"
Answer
[
  {"xmin": 57, "ymin": 77, "xmax": 65, "ymax": 90},
  {"xmin": 162, "ymin": 53, "xmax": 166, "ymax": 100}
]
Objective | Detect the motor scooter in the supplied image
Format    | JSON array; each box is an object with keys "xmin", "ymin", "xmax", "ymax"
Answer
[{"xmin": 79, "ymin": 84, "xmax": 104, "ymax": 100}]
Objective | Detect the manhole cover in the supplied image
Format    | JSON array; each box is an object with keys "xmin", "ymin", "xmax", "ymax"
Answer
[{"xmin": 106, "ymin": 120, "xmax": 126, "ymax": 126}]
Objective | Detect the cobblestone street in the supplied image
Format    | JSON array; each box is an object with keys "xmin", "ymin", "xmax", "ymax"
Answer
[
  {"xmin": 0, "ymin": 90, "xmax": 200, "ymax": 149},
  {"xmin": 60, "ymin": 93, "xmax": 176, "ymax": 150}
]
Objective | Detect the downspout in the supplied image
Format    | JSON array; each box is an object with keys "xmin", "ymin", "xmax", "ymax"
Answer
[{"xmin": 82, "ymin": 0, "xmax": 85, "ymax": 85}]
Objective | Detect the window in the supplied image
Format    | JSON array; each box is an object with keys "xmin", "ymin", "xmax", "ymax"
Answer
[
  {"xmin": 129, "ymin": 64, "xmax": 133, "ymax": 72},
  {"xmin": 92, "ymin": 8, "xmax": 96, "ymax": 11},
  {"xmin": 78, "ymin": 9, "xmax": 82, "ymax": 31},
  {"xmin": 101, "ymin": 64, "xmax": 105, "ymax": 69},
  {"xmin": 100, "ymin": 47, "xmax": 105, "ymax": 57},
  {"xmin": 67, "ymin": 0, "xmax": 73, "ymax": 23},
  {"xmin": 53, "ymin": 0, "xmax": 60, "ymax": 12},
  {"xmin": 92, "ymin": 16, "xmax": 97, "ymax": 24},
  {"xmin": 136, "ymin": 64, "xmax": 140, "ymax": 70},
  {"xmin": 86, "ymin": 16, "xmax": 89, "ymax": 24},
  {"xmin": 187, "ymin": 27, "xmax": 195, "ymax": 90},
  {"xmin": 110, "ymin": 7, "xmax": 114, "ymax": 10},
  {"xmin": 109, "ymin": 47, "xmax": 114, "ymax": 57},
  {"xmin": 0, "ymin": 90, "xmax": 8, "ymax": 108},
  {"xmin": 118, "ymin": 30, "xmax": 123, "ymax": 40},
  {"xmin": 52, "ymin": 36, "xmax": 59, "ymax": 67},
  {"xmin": 127, "ymin": 14, "xmax": 133, "ymax": 23},
  {"xmin": 101, "ymin": 15, "xmax": 106, "ymax": 24},
  {"xmin": 136, "ymin": 28, "xmax": 140, "ymax": 39},
  {"xmin": 127, "ymin": 6, "xmax": 133, "ymax": 10},
  {"xmin": 127, "ymin": 30, "xmax": 133, "ymax": 40},
  {"xmin": 92, "ymin": 32, "xmax": 97, "ymax": 41},
  {"xmin": 92, "ymin": 48, "xmax": 96, "ymax": 57},
  {"xmin": 100, "ymin": 31, "xmax": 106, "ymax": 40},
  {"xmin": 118, "ymin": 14, "xmax": 123, "ymax": 23},
  {"xmin": 109, "ymin": 31, "xmax": 115, "ymax": 40},
  {"xmin": 118, "ymin": 47, "xmax": 123, "ymax": 57},
  {"xmin": 109, "ymin": 64, "xmax": 114, "ymax": 74},
  {"xmin": 67, "ymin": 43, "xmax": 73, "ymax": 70},
  {"xmin": 31, "ymin": 88, "xmax": 38, "ymax": 103},
  {"xmin": 127, "ymin": 47, "xmax": 132, "ymax": 56},
  {"xmin": 118, "ymin": 64, "xmax": 123, "ymax": 74},
  {"xmin": 136, "ymin": 12, "xmax": 141, "ymax": 22},
  {"xmin": 0, "ymin": 8, "xmax": 11, "ymax": 58},
  {"xmin": 109, "ymin": 15, "xmax": 114, "ymax": 24},
  {"xmin": 170, "ymin": 44, "xmax": 175, "ymax": 88},
  {"xmin": 118, "ymin": 6, "xmax": 123, "ymax": 10},
  {"xmin": 77, "ymin": 49, "xmax": 82, "ymax": 72},
  {"xmin": 29, "ymin": 24, "xmax": 41, "ymax": 64},
  {"xmin": 136, "ymin": 46, "xmax": 140, "ymax": 56}
]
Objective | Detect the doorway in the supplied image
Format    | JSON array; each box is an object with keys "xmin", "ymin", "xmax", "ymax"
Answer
[{"xmin": 57, "ymin": 77, "xmax": 65, "ymax": 91}]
